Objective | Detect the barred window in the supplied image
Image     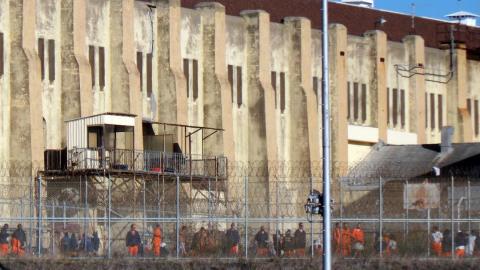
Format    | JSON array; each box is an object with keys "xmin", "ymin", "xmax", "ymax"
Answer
[
  {"xmin": 424, "ymin": 92, "xmax": 444, "ymax": 131},
  {"xmin": 387, "ymin": 88, "xmax": 406, "ymax": 129},
  {"xmin": 137, "ymin": 52, "xmax": 153, "ymax": 97},
  {"xmin": 183, "ymin": 58, "xmax": 199, "ymax": 101},
  {"xmin": 271, "ymin": 71, "xmax": 286, "ymax": 113},
  {"xmin": 89, "ymin": 45, "xmax": 106, "ymax": 90},
  {"xmin": 348, "ymin": 82, "xmax": 367, "ymax": 124},
  {"xmin": 227, "ymin": 65, "xmax": 243, "ymax": 108}
]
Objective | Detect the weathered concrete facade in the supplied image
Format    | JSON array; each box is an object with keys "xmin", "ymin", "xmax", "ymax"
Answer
[{"xmin": 0, "ymin": 0, "xmax": 479, "ymax": 189}]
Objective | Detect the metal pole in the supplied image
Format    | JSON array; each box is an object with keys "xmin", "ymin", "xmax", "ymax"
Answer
[
  {"xmin": 208, "ymin": 176, "xmax": 211, "ymax": 219},
  {"xmin": 29, "ymin": 176, "xmax": 33, "ymax": 252},
  {"xmin": 245, "ymin": 176, "xmax": 248, "ymax": 259},
  {"xmin": 84, "ymin": 176, "xmax": 88, "ymax": 252},
  {"xmin": 379, "ymin": 177, "xmax": 383, "ymax": 257},
  {"xmin": 52, "ymin": 202, "xmax": 55, "ymax": 255},
  {"xmin": 427, "ymin": 208, "xmax": 430, "ymax": 257},
  {"xmin": 310, "ymin": 177, "xmax": 314, "ymax": 258},
  {"xmin": 468, "ymin": 180, "xmax": 471, "ymax": 233},
  {"xmin": 321, "ymin": 0, "xmax": 332, "ymax": 268},
  {"xmin": 143, "ymin": 176, "xmax": 147, "ymax": 246},
  {"xmin": 63, "ymin": 201, "xmax": 66, "ymax": 230},
  {"xmin": 405, "ymin": 180, "xmax": 409, "ymax": 243},
  {"xmin": 451, "ymin": 175, "xmax": 454, "ymax": 259},
  {"xmin": 37, "ymin": 176, "xmax": 42, "ymax": 256},
  {"xmin": 107, "ymin": 174, "xmax": 112, "ymax": 259},
  {"xmin": 176, "ymin": 175, "xmax": 180, "ymax": 259}
]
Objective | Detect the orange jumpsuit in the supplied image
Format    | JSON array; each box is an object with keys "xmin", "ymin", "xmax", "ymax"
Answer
[
  {"xmin": 341, "ymin": 229, "xmax": 352, "ymax": 256},
  {"xmin": 11, "ymin": 238, "xmax": 24, "ymax": 256},
  {"xmin": 152, "ymin": 227, "xmax": 162, "ymax": 256},
  {"xmin": 352, "ymin": 228, "xmax": 364, "ymax": 245},
  {"xmin": 334, "ymin": 228, "xmax": 341, "ymax": 254},
  {"xmin": 0, "ymin": 244, "xmax": 8, "ymax": 256}
]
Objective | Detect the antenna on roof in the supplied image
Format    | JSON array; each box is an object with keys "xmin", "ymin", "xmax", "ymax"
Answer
[{"xmin": 410, "ymin": 2, "xmax": 416, "ymax": 33}]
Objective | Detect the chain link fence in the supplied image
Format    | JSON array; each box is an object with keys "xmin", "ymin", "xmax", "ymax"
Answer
[{"xmin": 0, "ymin": 161, "xmax": 479, "ymax": 260}]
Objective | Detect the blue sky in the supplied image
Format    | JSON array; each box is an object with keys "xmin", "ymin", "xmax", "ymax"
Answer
[{"xmin": 374, "ymin": 0, "xmax": 480, "ymax": 21}]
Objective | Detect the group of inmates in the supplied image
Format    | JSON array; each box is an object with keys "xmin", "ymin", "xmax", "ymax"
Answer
[
  {"xmin": 60, "ymin": 231, "xmax": 100, "ymax": 256},
  {"xmin": 0, "ymin": 224, "xmax": 27, "ymax": 256},
  {"xmin": 431, "ymin": 226, "xmax": 480, "ymax": 258}
]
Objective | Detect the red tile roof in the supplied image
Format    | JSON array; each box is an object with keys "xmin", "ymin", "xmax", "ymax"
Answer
[{"xmin": 178, "ymin": 0, "xmax": 480, "ymax": 58}]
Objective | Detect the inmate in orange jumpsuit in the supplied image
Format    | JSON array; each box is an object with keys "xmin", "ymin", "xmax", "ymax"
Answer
[
  {"xmin": 334, "ymin": 226, "xmax": 341, "ymax": 255},
  {"xmin": 152, "ymin": 227, "xmax": 162, "ymax": 256},
  {"xmin": 11, "ymin": 238, "xmax": 24, "ymax": 256},
  {"xmin": 352, "ymin": 228, "xmax": 364, "ymax": 245},
  {"xmin": 0, "ymin": 244, "xmax": 7, "ymax": 256},
  {"xmin": 341, "ymin": 228, "xmax": 352, "ymax": 256}
]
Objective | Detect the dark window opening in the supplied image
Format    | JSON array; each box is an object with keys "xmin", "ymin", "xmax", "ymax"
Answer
[
  {"xmin": 361, "ymin": 83, "xmax": 367, "ymax": 122},
  {"xmin": 430, "ymin": 93, "xmax": 435, "ymax": 130},
  {"xmin": 347, "ymin": 82, "xmax": 351, "ymax": 120},
  {"xmin": 146, "ymin": 53, "xmax": 152, "ymax": 97},
  {"xmin": 438, "ymin": 95, "xmax": 443, "ymax": 129},
  {"xmin": 228, "ymin": 65, "xmax": 234, "ymax": 103},
  {"xmin": 136, "ymin": 52, "xmax": 143, "ymax": 91},
  {"xmin": 353, "ymin": 82, "xmax": 359, "ymax": 121},
  {"xmin": 475, "ymin": 100, "xmax": 479, "ymax": 136},
  {"xmin": 38, "ymin": 38, "xmax": 45, "ymax": 80},
  {"xmin": 0, "ymin": 33, "xmax": 4, "ymax": 77},
  {"xmin": 99, "ymin": 47, "xmax": 105, "ymax": 89},
  {"xmin": 192, "ymin": 59, "xmax": 198, "ymax": 101},
  {"xmin": 183, "ymin": 59, "xmax": 189, "ymax": 98},
  {"xmin": 271, "ymin": 71, "xmax": 277, "ymax": 108},
  {"xmin": 392, "ymin": 88, "xmax": 398, "ymax": 127},
  {"xmin": 400, "ymin": 89, "xmax": 405, "ymax": 128},
  {"xmin": 280, "ymin": 72, "xmax": 286, "ymax": 113},
  {"xmin": 48, "ymin": 39, "xmax": 55, "ymax": 82},
  {"xmin": 236, "ymin": 66, "xmax": 242, "ymax": 107},
  {"xmin": 89, "ymin": 45, "xmax": 95, "ymax": 87},
  {"xmin": 387, "ymin": 88, "xmax": 390, "ymax": 125}
]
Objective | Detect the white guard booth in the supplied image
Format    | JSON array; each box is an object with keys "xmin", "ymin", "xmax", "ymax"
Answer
[{"xmin": 66, "ymin": 113, "xmax": 136, "ymax": 170}]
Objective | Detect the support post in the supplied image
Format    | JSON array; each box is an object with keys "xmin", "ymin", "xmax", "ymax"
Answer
[
  {"xmin": 427, "ymin": 208, "xmax": 431, "ymax": 257},
  {"xmin": 143, "ymin": 176, "xmax": 147, "ymax": 245},
  {"xmin": 244, "ymin": 176, "xmax": 248, "ymax": 259},
  {"xmin": 107, "ymin": 174, "xmax": 112, "ymax": 259},
  {"xmin": 468, "ymin": 180, "xmax": 471, "ymax": 233},
  {"xmin": 37, "ymin": 176, "xmax": 42, "ymax": 257},
  {"xmin": 84, "ymin": 176, "xmax": 88, "ymax": 252},
  {"xmin": 379, "ymin": 177, "xmax": 383, "ymax": 257},
  {"xmin": 176, "ymin": 175, "xmax": 180, "ymax": 259},
  {"xmin": 322, "ymin": 0, "xmax": 332, "ymax": 268},
  {"xmin": 29, "ymin": 176, "xmax": 34, "ymax": 252},
  {"xmin": 451, "ymin": 175, "xmax": 454, "ymax": 259}
]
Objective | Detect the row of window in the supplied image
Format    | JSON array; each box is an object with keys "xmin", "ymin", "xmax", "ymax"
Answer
[
  {"xmin": 388, "ymin": 88, "xmax": 406, "ymax": 128},
  {"xmin": 137, "ymin": 52, "xmax": 153, "ymax": 97},
  {"xmin": 38, "ymin": 38, "xmax": 55, "ymax": 83},
  {"xmin": 347, "ymin": 82, "xmax": 367, "ymax": 124},
  {"xmin": 425, "ymin": 93, "xmax": 444, "ymax": 131}
]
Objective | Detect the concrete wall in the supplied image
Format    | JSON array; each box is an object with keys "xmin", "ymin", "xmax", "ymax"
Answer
[{"xmin": 0, "ymin": 1, "xmax": 478, "ymax": 190}]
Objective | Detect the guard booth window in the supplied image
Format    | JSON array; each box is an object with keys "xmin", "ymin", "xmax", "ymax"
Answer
[{"xmin": 87, "ymin": 126, "xmax": 103, "ymax": 149}]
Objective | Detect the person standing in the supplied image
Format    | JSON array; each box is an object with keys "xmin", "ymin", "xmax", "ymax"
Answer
[
  {"xmin": 92, "ymin": 231, "xmax": 100, "ymax": 255},
  {"xmin": 126, "ymin": 224, "xmax": 141, "ymax": 257},
  {"xmin": 294, "ymin": 223, "xmax": 306, "ymax": 257},
  {"xmin": 255, "ymin": 226, "xmax": 269, "ymax": 256},
  {"xmin": 0, "ymin": 224, "xmax": 9, "ymax": 256},
  {"xmin": 283, "ymin": 230, "xmax": 295, "ymax": 257},
  {"xmin": 351, "ymin": 223, "xmax": 365, "ymax": 257},
  {"xmin": 11, "ymin": 224, "xmax": 26, "ymax": 256},
  {"xmin": 152, "ymin": 224, "xmax": 162, "ymax": 257},
  {"xmin": 467, "ymin": 231, "xmax": 477, "ymax": 257},
  {"xmin": 179, "ymin": 226, "xmax": 187, "ymax": 256},
  {"xmin": 61, "ymin": 232, "xmax": 70, "ymax": 255},
  {"xmin": 341, "ymin": 223, "xmax": 352, "ymax": 257},
  {"xmin": 442, "ymin": 229, "xmax": 452, "ymax": 257},
  {"xmin": 333, "ymin": 223, "xmax": 341, "ymax": 255},
  {"xmin": 225, "ymin": 223, "xmax": 240, "ymax": 256},
  {"xmin": 431, "ymin": 226, "xmax": 443, "ymax": 257}
]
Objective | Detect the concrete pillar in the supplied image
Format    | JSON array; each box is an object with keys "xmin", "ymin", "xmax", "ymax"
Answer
[
  {"xmin": 60, "ymin": 0, "xmax": 82, "ymax": 147},
  {"xmin": 156, "ymin": 0, "xmax": 187, "ymax": 147},
  {"xmin": 6, "ymin": 0, "xmax": 44, "ymax": 168},
  {"xmin": 448, "ymin": 45, "xmax": 472, "ymax": 142},
  {"xmin": 241, "ymin": 10, "xmax": 277, "ymax": 164},
  {"xmin": 329, "ymin": 24, "xmax": 348, "ymax": 177},
  {"xmin": 241, "ymin": 10, "xmax": 277, "ymax": 218},
  {"xmin": 73, "ymin": 0, "xmax": 93, "ymax": 118},
  {"xmin": 195, "ymin": 2, "xmax": 234, "ymax": 161},
  {"xmin": 284, "ymin": 17, "xmax": 320, "ymax": 169},
  {"xmin": 109, "ymin": 0, "xmax": 142, "ymax": 150},
  {"xmin": 365, "ymin": 30, "xmax": 388, "ymax": 142},
  {"xmin": 403, "ymin": 35, "xmax": 426, "ymax": 144}
]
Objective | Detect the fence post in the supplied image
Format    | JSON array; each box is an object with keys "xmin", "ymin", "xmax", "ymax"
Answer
[
  {"xmin": 244, "ymin": 176, "xmax": 248, "ymax": 259},
  {"xmin": 84, "ymin": 176, "xmax": 88, "ymax": 252},
  {"xmin": 451, "ymin": 175, "xmax": 454, "ymax": 259},
  {"xmin": 107, "ymin": 174, "xmax": 112, "ymax": 259},
  {"xmin": 405, "ymin": 180, "xmax": 409, "ymax": 244},
  {"xmin": 468, "ymin": 179, "xmax": 471, "ymax": 233},
  {"xmin": 427, "ymin": 208, "xmax": 430, "ymax": 257},
  {"xmin": 142, "ymin": 176, "xmax": 147, "ymax": 247},
  {"xmin": 37, "ymin": 176, "xmax": 42, "ymax": 257},
  {"xmin": 63, "ymin": 201, "xmax": 66, "ymax": 230},
  {"xmin": 29, "ymin": 176, "xmax": 34, "ymax": 252},
  {"xmin": 379, "ymin": 177, "xmax": 383, "ymax": 258},
  {"xmin": 310, "ymin": 177, "xmax": 314, "ymax": 258},
  {"xmin": 176, "ymin": 175, "xmax": 180, "ymax": 259}
]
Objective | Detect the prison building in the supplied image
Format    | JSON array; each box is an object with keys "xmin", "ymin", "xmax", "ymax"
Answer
[{"xmin": 0, "ymin": 0, "xmax": 479, "ymax": 180}]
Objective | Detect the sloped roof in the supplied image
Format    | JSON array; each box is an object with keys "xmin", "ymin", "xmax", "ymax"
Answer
[{"xmin": 346, "ymin": 143, "xmax": 480, "ymax": 182}]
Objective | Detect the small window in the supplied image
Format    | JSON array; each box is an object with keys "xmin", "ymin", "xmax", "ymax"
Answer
[
  {"xmin": 353, "ymin": 82, "xmax": 359, "ymax": 121},
  {"xmin": 48, "ymin": 39, "xmax": 55, "ymax": 82},
  {"xmin": 183, "ymin": 59, "xmax": 189, "ymax": 98},
  {"xmin": 438, "ymin": 95, "xmax": 443, "ymax": 129},
  {"xmin": 236, "ymin": 66, "xmax": 242, "ymax": 107},
  {"xmin": 192, "ymin": 59, "xmax": 198, "ymax": 101},
  {"xmin": 280, "ymin": 72, "xmax": 286, "ymax": 113},
  {"xmin": 361, "ymin": 84, "xmax": 367, "ymax": 122},
  {"xmin": 228, "ymin": 65, "xmax": 234, "ymax": 103},
  {"xmin": 400, "ymin": 90, "xmax": 405, "ymax": 128},
  {"xmin": 430, "ymin": 93, "xmax": 435, "ymax": 130},
  {"xmin": 425, "ymin": 93, "xmax": 428, "ymax": 128},
  {"xmin": 387, "ymin": 88, "xmax": 390, "ymax": 125},
  {"xmin": 38, "ymin": 38, "xmax": 45, "ymax": 80},
  {"xmin": 89, "ymin": 45, "xmax": 95, "ymax": 86},
  {"xmin": 475, "ymin": 100, "xmax": 479, "ymax": 136},
  {"xmin": 99, "ymin": 47, "xmax": 105, "ymax": 89},
  {"xmin": 348, "ymin": 82, "xmax": 351, "ymax": 120},
  {"xmin": 146, "ymin": 53, "xmax": 152, "ymax": 97},
  {"xmin": 136, "ymin": 52, "xmax": 143, "ymax": 91},
  {"xmin": 392, "ymin": 88, "xmax": 398, "ymax": 127}
]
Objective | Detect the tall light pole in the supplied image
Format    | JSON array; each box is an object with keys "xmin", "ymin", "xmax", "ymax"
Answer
[{"xmin": 321, "ymin": 0, "xmax": 331, "ymax": 269}]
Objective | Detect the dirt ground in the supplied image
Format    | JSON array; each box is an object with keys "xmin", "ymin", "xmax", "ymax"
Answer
[{"xmin": 1, "ymin": 258, "xmax": 480, "ymax": 270}]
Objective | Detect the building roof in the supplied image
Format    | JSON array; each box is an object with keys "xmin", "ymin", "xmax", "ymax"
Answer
[
  {"xmin": 178, "ymin": 0, "xmax": 480, "ymax": 58},
  {"xmin": 346, "ymin": 142, "xmax": 480, "ymax": 182},
  {"xmin": 446, "ymin": 11, "xmax": 479, "ymax": 18}
]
